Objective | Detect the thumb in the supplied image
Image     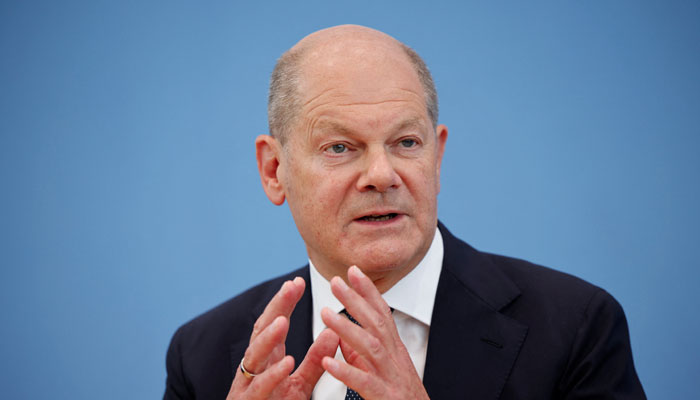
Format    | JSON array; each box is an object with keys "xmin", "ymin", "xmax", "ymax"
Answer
[{"xmin": 292, "ymin": 329, "xmax": 340, "ymax": 394}]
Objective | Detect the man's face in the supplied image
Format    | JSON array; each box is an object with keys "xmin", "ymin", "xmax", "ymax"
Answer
[{"xmin": 276, "ymin": 38, "xmax": 447, "ymax": 289}]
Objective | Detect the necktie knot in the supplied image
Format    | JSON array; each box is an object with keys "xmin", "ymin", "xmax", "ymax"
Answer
[
  {"xmin": 340, "ymin": 309, "xmax": 361, "ymax": 326},
  {"xmin": 340, "ymin": 307, "xmax": 394, "ymax": 326}
]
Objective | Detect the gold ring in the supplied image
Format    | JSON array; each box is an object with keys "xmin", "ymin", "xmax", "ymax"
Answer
[{"xmin": 239, "ymin": 358, "xmax": 259, "ymax": 379}]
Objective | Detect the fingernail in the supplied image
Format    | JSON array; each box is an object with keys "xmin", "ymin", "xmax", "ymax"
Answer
[
  {"xmin": 334, "ymin": 276, "xmax": 349, "ymax": 290},
  {"xmin": 324, "ymin": 356, "xmax": 339, "ymax": 373},
  {"xmin": 284, "ymin": 355, "xmax": 294, "ymax": 368},
  {"xmin": 350, "ymin": 265, "xmax": 364, "ymax": 277},
  {"xmin": 322, "ymin": 307, "xmax": 341, "ymax": 322}
]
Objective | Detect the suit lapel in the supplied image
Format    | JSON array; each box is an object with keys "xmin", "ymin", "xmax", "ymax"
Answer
[{"xmin": 423, "ymin": 224, "xmax": 528, "ymax": 399}]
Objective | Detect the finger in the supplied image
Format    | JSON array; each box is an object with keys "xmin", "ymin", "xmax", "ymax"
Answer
[
  {"xmin": 321, "ymin": 307, "xmax": 386, "ymax": 371},
  {"xmin": 322, "ymin": 356, "xmax": 385, "ymax": 399},
  {"xmin": 251, "ymin": 277, "xmax": 305, "ymax": 343},
  {"xmin": 339, "ymin": 337, "xmax": 372, "ymax": 372},
  {"xmin": 245, "ymin": 355, "xmax": 295, "ymax": 399},
  {"xmin": 268, "ymin": 342, "xmax": 285, "ymax": 366},
  {"xmin": 330, "ymin": 275, "xmax": 392, "ymax": 341},
  {"xmin": 291, "ymin": 329, "xmax": 340, "ymax": 394},
  {"xmin": 242, "ymin": 316, "xmax": 289, "ymax": 376},
  {"xmin": 347, "ymin": 266, "xmax": 392, "ymax": 316}
]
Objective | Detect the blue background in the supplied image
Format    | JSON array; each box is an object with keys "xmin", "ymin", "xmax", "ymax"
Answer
[{"xmin": 1, "ymin": 1, "xmax": 698, "ymax": 398}]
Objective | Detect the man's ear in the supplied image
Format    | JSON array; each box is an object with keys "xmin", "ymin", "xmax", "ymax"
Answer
[
  {"xmin": 435, "ymin": 124, "xmax": 448, "ymax": 193},
  {"xmin": 255, "ymin": 134, "xmax": 286, "ymax": 205}
]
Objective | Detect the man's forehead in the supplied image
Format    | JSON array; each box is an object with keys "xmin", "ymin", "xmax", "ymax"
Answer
[
  {"xmin": 296, "ymin": 50, "xmax": 422, "ymax": 110},
  {"xmin": 278, "ymin": 25, "xmax": 432, "ymax": 145}
]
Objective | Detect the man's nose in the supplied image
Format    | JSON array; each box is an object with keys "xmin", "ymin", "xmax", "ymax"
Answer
[{"xmin": 356, "ymin": 147, "xmax": 401, "ymax": 192}]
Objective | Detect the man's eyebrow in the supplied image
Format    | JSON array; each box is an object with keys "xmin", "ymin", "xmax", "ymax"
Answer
[
  {"xmin": 314, "ymin": 117, "xmax": 425, "ymax": 135},
  {"xmin": 393, "ymin": 117, "xmax": 424, "ymax": 133},
  {"xmin": 313, "ymin": 120, "xmax": 352, "ymax": 135}
]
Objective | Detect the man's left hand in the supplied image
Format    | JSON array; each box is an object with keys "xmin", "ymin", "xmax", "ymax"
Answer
[{"xmin": 320, "ymin": 266, "xmax": 430, "ymax": 400}]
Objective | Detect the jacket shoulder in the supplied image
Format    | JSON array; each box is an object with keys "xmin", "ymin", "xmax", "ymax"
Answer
[
  {"xmin": 473, "ymin": 254, "xmax": 644, "ymax": 398},
  {"xmin": 486, "ymin": 252, "xmax": 604, "ymax": 302}
]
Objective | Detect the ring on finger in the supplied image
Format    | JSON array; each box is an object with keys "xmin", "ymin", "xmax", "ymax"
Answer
[{"xmin": 239, "ymin": 358, "xmax": 260, "ymax": 379}]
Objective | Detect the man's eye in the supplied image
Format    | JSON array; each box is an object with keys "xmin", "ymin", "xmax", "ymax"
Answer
[
  {"xmin": 330, "ymin": 144, "xmax": 347, "ymax": 153},
  {"xmin": 400, "ymin": 139, "xmax": 417, "ymax": 148}
]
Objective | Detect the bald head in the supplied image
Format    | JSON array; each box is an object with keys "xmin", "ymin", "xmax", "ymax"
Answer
[{"xmin": 267, "ymin": 25, "xmax": 438, "ymax": 145}]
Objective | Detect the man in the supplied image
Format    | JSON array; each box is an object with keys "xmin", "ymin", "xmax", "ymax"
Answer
[{"xmin": 164, "ymin": 25, "xmax": 645, "ymax": 399}]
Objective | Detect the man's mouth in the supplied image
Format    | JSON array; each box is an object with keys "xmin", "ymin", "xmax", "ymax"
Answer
[{"xmin": 358, "ymin": 213, "xmax": 398, "ymax": 222}]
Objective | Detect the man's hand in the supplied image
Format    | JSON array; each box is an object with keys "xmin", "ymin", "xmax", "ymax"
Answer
[
  {"xmin": 227, "ymin": 277, "xmax": 340, "ymax": 399},
  {"xmin": 320, "ymin": 266, "xmax": 430, "ymax": 400}
]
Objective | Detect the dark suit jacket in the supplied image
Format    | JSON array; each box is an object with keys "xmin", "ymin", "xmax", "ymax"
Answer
[{"xmin": 164, "ymin": 223, "xmax": 645, "ymax": 399}]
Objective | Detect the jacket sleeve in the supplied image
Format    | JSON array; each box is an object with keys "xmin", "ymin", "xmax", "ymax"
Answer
[
  {"xmin": 163, "ymin": 326, "xmax": 194, "ymax": 400},
  {"xmin": 558, "ymin": 289, "xmax": 646, "ymax": 399}
]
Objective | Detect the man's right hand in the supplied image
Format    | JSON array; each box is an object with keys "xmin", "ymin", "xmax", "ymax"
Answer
[{"xmin": 226, "ymin": 277, "xmax": 339, "ymax": 399}]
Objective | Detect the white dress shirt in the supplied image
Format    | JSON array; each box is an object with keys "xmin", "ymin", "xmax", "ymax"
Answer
[{"xmin": 310, "ymin": 228, "xmax": 444, "ymax": 399}]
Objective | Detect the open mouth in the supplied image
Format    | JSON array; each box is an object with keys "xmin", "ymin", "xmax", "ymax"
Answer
[{"xmin": 358, "ymin": 213, "xmax": 398, "ymax": 222}]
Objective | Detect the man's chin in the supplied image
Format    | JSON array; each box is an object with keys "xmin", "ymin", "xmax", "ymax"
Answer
[
  {"xmin": 344, "ymin": 243, "xmax": 419, "ymax": 276},
  {"xmin": 348, "ymin": 252, "xmax": 418, "ymax": 293}
]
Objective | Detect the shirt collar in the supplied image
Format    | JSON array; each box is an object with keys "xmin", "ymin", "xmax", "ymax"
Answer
[{"xmin": 310, "ymin": 227, "xmax": 444, "ymax": 339}]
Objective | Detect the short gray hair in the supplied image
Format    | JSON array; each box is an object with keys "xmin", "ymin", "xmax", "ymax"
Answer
[{"xmin": 267, "ymin": 43, "xmax": 439, "ymax": 145}]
